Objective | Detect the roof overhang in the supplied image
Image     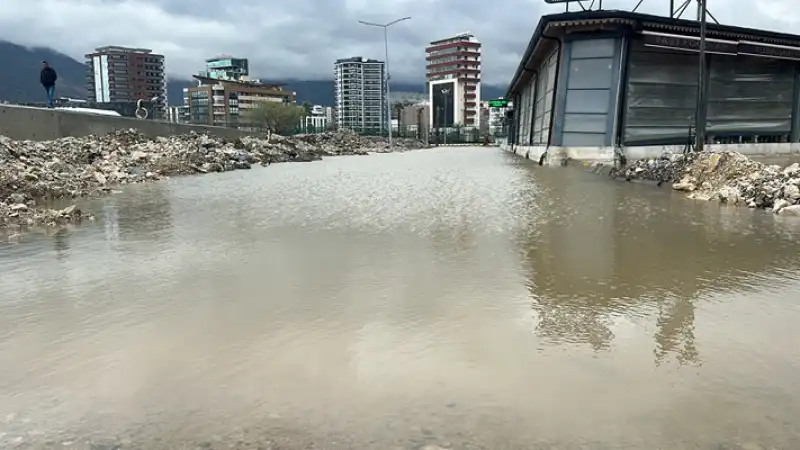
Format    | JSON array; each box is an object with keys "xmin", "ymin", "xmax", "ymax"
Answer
[{"xmin": 505, "ymin": 10, "xmax": 800, "ymax": 99}]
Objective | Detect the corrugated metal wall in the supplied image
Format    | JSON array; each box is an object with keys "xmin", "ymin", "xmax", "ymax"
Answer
[
  {"xmin": 532, "ymin": 51, "xmax": 558, "ymax": 145},
  {"xmin": 624, "ymin": 39, "xmax": 795, "ymax": 145},
  {"xmin": 561, "ymin": 39, "xmax": 616, "ymax": 146}
]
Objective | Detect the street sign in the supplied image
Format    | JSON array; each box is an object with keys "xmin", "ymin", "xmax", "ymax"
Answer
[{"xmin": 488, "ymin": 99, "xmax": 508, "ymax": 108}]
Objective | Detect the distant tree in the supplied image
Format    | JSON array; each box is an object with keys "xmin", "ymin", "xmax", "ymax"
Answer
[
  {"xmin": 246, "ymin": 101, "xmax": 305, "ymax": 135},
  {"xmin": 301, "ymin": 101, "xmax": 312, "ymax": 115},
  {"xmin": 392, "ymin": 100, "xmax": 416, "ymax": 120}
]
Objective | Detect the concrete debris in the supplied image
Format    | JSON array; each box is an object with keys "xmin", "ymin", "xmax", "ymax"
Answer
[
  {"xmin": 610, "ymin": 152, "xmax": 695, "ymax": 184},
  {"xmin": 1, "ymin": 129, "xmax": 425, "ymax": 231},
  {"xmin": 614, "ymin": 151, "xmax": 800, "ymax": 214}
]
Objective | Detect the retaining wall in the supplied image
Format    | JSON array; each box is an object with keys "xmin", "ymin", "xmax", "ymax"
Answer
[
  {"xmin": 501, "ymin": 142, "xmax": 800, "ymax": 165},
  {"xmin": 0, "ymin": 104, "xmax": 257, "ymax": 141}
]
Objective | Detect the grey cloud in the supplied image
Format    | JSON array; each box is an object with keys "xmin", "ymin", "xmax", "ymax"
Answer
[{"xmin": 0, "ymin": 0, "xmax": 798, "ymax": 86}]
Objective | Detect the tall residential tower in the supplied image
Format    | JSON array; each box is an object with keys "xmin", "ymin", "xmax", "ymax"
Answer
[
  {"xmin": 425, "ymin": 32, "xmax": 482, "ymax": 129},
  {"xmin": 85, "ymin": 46, "xmax": 167, "ymax": 119},
  {"xmin": 334, "ymin": 56, "xmax": 387, "ymax": 133}
]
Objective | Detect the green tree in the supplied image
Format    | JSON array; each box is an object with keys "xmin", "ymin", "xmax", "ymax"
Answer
[
  {"xmin": 300, "ymin": 101, "xmax": 312, "ymax": 115},
  {"xmin": 246, "ymin": 101, "xmax": 305, "ymax": 135}
]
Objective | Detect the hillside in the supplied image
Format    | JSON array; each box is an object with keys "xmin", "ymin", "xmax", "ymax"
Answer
[
  {"xmin": 0, "ymin": 41, "xmax": 506, "ymax": 106},
  {"xmin": 0, "ymin": 41, "xmax": 87, "ymax": 102},
  {"xmin": 166, "ymin": 79, "xmax": 505, "ymax": 106}
]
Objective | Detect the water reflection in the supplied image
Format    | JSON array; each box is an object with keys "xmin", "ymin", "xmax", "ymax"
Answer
[
  {"xmin": 52, "ymin": 228, "xmax": 70, "ymax": 261},
  {"xmin": 94, "ymin": 182, "xmax": 174, "ymax": 245},
  {"xmin": 1, "ymin": 149, "xmax": 800, "ymax": 448},
  {"xmin": 515, "ymin": 159, "xmax": 800, "ymax": 366},
  {"xmin": 654, "ymin": 297, "xmax": 699, "ymax": 366}
]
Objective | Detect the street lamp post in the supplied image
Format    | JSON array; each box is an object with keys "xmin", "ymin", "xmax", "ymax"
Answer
[
  {"xmin": 441, "ymin": 88, "xmax": 451, "ymax": 146},
  {"xmin": 695, "ymin": 0, "xmax": 708, "ymax": 152},
  {"xmin": 358, "ymin": 16, "xmax": 411, "ymax": 148}
]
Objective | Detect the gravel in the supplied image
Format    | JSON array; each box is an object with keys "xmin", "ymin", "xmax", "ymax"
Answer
[
  {"xmin": 611, "ymin": 151, "xmax": 800, "ymax": 214},
  {"xmin": 1, "ymin": 129, "xmax": 426, "ymax": 236}
]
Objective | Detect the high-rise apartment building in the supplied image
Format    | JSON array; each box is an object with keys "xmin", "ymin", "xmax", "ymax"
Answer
[
  {"xmin": 334, "ymin": 56, "xmax": 387, "ymax": 133},
  {"xmin": 425, "ymin": 32, "xmax": 481, "ymax": 129},
  {"xmin": 85, "ymin": 46, "xmax": 167, "ymax": 119}
]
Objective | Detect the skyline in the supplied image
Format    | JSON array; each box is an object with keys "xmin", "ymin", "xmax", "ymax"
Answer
[{"xmin": 1, "ymin": 0, "xmax": 798, "ymax": 86}]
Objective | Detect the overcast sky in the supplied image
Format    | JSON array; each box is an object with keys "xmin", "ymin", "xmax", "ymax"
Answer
[{"xmin": 0, "ymin": 0, "xmax": 797, "ymax": 86}]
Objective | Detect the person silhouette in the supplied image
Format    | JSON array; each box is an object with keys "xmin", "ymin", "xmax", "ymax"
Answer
[{"xmin": 40, "ymin": 61, "xmax": 58, "ymax": 108}]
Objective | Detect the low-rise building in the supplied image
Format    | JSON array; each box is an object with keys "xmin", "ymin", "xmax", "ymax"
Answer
[
  {"xmin": 505, "ymin": 10, "xmax": 800, "ymax": 162},
  {"xmin": 184, "ymin": 76, "xmax": 295, "ymax": 129},
  {"xmin": 184, "ymin": 56, "xmax": 295, "ymax": 128},
  {"xmin": 300, "ymin": 104, "xmax": 329, "ymax": 131},
  {"xmin": 479, "ymin": 100, "xmax": 506, "ymax": 136}
]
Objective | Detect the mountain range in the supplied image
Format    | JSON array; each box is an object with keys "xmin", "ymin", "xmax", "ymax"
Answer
[{"xmin": 0, "ymin": 41, "xmax": 506, "ymax": 106}]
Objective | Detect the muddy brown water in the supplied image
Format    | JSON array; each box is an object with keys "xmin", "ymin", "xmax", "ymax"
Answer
[{"xmin": 1, "ymin": 147, "xmax": 800, "ymax": 449}]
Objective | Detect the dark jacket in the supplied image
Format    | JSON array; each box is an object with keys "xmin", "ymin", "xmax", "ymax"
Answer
[{"xmin": 40, "ymin": 67, "xmax": 57, "ymax": 87}]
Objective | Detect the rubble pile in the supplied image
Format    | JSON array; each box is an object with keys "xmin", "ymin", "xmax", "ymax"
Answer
[
  {"xmin": 610, "ymin": 153, "xmax": 696, "ymax": 183},
  {"xmin": 672, "ymin": 152, "xmax": 800, "ymax": 215},
  {"xmin": 1, "ymin": 129, "xmax": 425, "ymax": 232},
  {"xmin": 615, "ymin": 151, "xmax": 800, "ymax": 215}
]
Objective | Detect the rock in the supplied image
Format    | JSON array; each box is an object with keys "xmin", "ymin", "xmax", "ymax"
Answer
[
  {"xmin": 784, "ymin": 183, "xmax": 800, "ymax": 201},
  {"xmin": 773, "ymin": 198, "xmax": 790, "ymax": 213},
  {"xmin": 131, "ymin": 150, "xmax": 148, "ymax": 161},
  {"xmin": 620, "ymin": 150, "xmax": 800, "ymax": 213},
  {"xmin": 718, "ymin": 186, "xmax": 740, "ymax": 204},
  {"xmin": 1, "ymin": 129, "xmax": 426, "ymax": 231},
  {"xmin": 779, "ymin": 205, "xmax": 800, "ymax": 216},
  {"xmin": 783, "ymin": 163, "xmax": 800, "ymax": 176},
  {"xmin": 7, "ymin": 193, "xmax": 28, "ymax": 204}
]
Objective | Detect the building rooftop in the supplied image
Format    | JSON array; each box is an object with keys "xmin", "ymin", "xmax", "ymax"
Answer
[
  {"xmin": 94, "ymin": 45, "xmax": 154, "ymax": 54},
  {"xmin": 429, "ymin": 32, "xmax": 477, "ymax": 45},
  {"xmin": 192, "ymin": 74, "xmax": 287, "ymax": 89},
  {"xmin": 335, "ymin": 56, "xmax": 385, "ymax": 64},
  {"xmin": 506, "ymin": 9, "xmax": 800, "ymax": 98},
  {"xmin": 206, "ymin": 55, "xmax": 245, "ymax": 62}
]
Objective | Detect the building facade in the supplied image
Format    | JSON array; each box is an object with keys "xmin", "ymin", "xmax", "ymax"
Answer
[
  {"xmin": 426, "ymin": 32, "xmax": 482, "ymax": 129},
  {"xmin": 184, "ymin": 78, "xmax": 295, "ymax": 129},
  {"xmin": 480, "ymin": 100, "xmax": 508, "ymax": 136},
  {"xmin": 504, "ymin": 10, "xmax": 800, "ymax": 162},
  {"xmin": 300, "ymin": 105, "xmax": 329, "ymax": 131},
  {"xmin": 184, "ymin": 57, "xmax": 295, "ymax": 129},
  {"xmin": 399, "ymin": 103, "xmax": 430, "ymax": 140},
  {"xmin": 334, "ymin": 56, "xmax": 387, "ymax": 133},
  {"xmin": 85, "ymin": 46, "xmax": 166, "ymax": 119},
  {"xmin": 201, "ymin": 56, "xmax": 249, "ymax": 81}
]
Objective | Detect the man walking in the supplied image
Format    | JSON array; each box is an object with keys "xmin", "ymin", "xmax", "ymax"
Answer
[{"xmin": 40, "ymin": 61, "xmax": 58, "ymax": 108}]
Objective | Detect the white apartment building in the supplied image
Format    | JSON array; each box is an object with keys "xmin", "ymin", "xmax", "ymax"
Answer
[
  {"xmin": 426, "ymin": 32, "xmax": 482, "ymax": 129},
  {"xmin": 334, "ymin": 56, "xmax": 387, "ymax": 133}
]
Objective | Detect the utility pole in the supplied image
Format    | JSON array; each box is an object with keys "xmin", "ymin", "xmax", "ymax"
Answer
[
  {"xmin": 695, "ymin": 0, "xmax": 708, "ymax": 152},
  {"xmin": 442, "ymin": 88, "xmax": 450, "ymax": 145},
  {"xmin": 358, "ymin": 16, "xmax": 411, "ymax": 148}
]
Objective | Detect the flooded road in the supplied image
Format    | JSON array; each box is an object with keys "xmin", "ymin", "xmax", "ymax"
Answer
[{"xmin": 2, "ymin": 147, "xmax": 800, "ymax": 449}]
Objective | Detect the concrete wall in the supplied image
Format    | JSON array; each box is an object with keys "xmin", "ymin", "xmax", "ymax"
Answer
[
  {"xmin": 0, "ymin": 104, "xmax": 258, "ymax": 142},
  {"xmin": 503, "ymin": 142, "xmax": 800, "ymax": 165}
]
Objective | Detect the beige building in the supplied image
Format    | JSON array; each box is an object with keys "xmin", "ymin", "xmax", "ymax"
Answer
[
  {"xmin": 398, "ymin": 104, "xmax": 430, "ymax": 140},
  {"xmin": 184, "ymin": 75, "xmax": 295, "ymax": 128}
]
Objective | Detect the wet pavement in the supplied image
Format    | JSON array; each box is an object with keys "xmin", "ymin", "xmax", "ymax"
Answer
[{"xmin": 1, "ymin": 147, "xmax": 799, "ymax": 449}]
